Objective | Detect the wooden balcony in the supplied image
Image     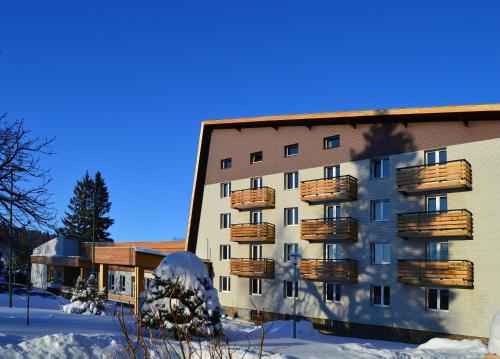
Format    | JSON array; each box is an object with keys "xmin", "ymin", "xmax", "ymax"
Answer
[
  {"xmin": 230, "ymin": 258, "xmax": 275, "ymax": 279},
  {"xmin": 231, "ymin": 187, "xmax": 275, "ymax": 210},
  {"xmin": 397, "ymin": 209, "xmax": 473, "ymax": 239},
  {"xmin": 230, "ymin": 223, "xmax": 275, "ymax": 243},
  {"xmin": 300, "ymin": 217, "xmax": 358, "ymax": 242},
  {"xmin": 300, "ymin": 175, "xmax": 357, "ymax": 204},
  {"xmin": 300, "ymin": 259, "xmax": 357, "ymax": 282},
  {"xmin": 398, "ymin": 260, "xmax": 473, "ymax": 288},
  {"xmin": 397, "ymin": 160, "xmax": 472, "ymax": 195}
]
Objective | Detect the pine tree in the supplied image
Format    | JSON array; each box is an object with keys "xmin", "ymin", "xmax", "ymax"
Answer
[
  {"xmin": 61, "ymin": 171, "xmax": 114, "ymax": 241},
  {"xmin": 63, "ymin": 274, "xmax": 107, "ymax": 315}
]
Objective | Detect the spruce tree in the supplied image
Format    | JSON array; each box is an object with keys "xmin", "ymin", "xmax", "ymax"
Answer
[{"xmin": 61, "ymin": 171, "xmax": 114, "ymax": 241}]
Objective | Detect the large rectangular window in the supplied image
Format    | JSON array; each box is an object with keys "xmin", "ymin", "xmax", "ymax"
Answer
[
  {"xmin": 284, "ymin": 243, "xmax": 299, "ymax": 262},
  {"xmin": 371, "ymin": 158, "xmax": 389, "ymax": 179},
  {"xmin": 284, "ymin": 171, "xmax": 299, "ymax": 190},
  {"xmin": 324, "ymin": 165, "xmax": 340, "ymax": 179},
  {"xmin": 325, "ymin": 283, "xmax": 341, "ymax": 302},
  {"xmin": 285, "ymin": 207, "xmax": 299, "ymax": 226},
  {"xmin": 250, "ymin": 211, "xmax": 262, "ymax": 224},
  {"xmin": 324, "ymin": 135, "xmax": 340, "ymax": 149},
  {"xmin": 221, "ymin": 158, "xmax": 232, "ymax": 169},
  {"xmin": 250, "ymin": 278, "xmax": 262, "ymax": 295},
  {"xmin": 220, "ymin": 213, "xmax": 231, "ymax": 229},
  {"xmin": 325, "ymin": 205, "xmax": 341, "ymax": 219},
  {"xmin": 372, "ymin": 243, "xmax": 391, "ymax": 264},
  {"xmin": 250, "ymin": 151, "xmax": 263, "ymax": 164},
  {"xmin": 220, "ymin": 245, "xmax": 231, "ymax": 261},
  {"xmin": 425, "ymin": 149, "xmax": 447, "ymax": 165},
  {"xmin": 427, "ymin": 242, "xmax": 449, "ymax": 261},
  {"xmin": 251, "ymin": 177, "xmax": 263, "ymax": 189},
  {"xmin": 427, "ymin": 196, "xmax": 448, "ymax": 212},
  {"xmin": 372, "ymin": 285, "xmax": 390, "ymax": 307},
  {"xmin": 284, "ymin": 280, "xmax": 298, "ymax": 298},
  {"xmin": 285, "ymin": 144, "xmax": 299, "ymax": 157},
  {"xmin": 371, "ymin": 200, "xmax": 390, "ymax": 221},
  {"xmin": 220, "ymin": 276, "xmax": 231, "ymax": 293},
  {"xmin": 220, "ymin": 182, "xmax": 231, "ymax": 198},
  {"xmin": 427, "ymin": 288, "xmax": 449, "ymax": 311}
]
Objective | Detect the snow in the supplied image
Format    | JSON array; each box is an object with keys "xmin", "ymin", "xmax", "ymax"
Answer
[
  {"xmin": 134, "ymin": 247, "xmax": 170, "ymax": 256},
  {"xmin": 489, "ymin": 310, "xmax": 500, "ymax": 354},
  {"xmin": 0, "ymin": 289, "xmax": 492, "ymax": 358}
]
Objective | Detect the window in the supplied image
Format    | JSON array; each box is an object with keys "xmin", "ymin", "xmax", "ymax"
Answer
[
  {"xmin": 109, "ymin": 274, "xmax": 115, "ymax": 291},
  {"xmin": 325, "ymin": 205, "xmax": 341, "ymax": 219},
  {"xmin": 371, "ymin": 200, "xmax": 390, "ymax": 221},
  {"xmin": 427, "ymin": 196, "xmax": 448, "ymax": 212},
  {"xmin": 285, "ymin": 171, "xmax": 299, "ymax": 190},
  {"xmin": 372, "ymin": 243, "xmax": 391, "ymax": 264},
  {"xmin": 427, "ymin": 288, "xmax": 449, "ymax": 311},
  {"xmin": 131, "ymin": 276, "xmax": 135, "ymax": 296},
  {"xmin": 371, "ymin": 158, "xmax": 389, "ymax": 179},
  {"xmin": 250, "ymin": 211, "xmax": 262, "ymax": 224},
  {"xmin": 220, "ymin": 182, "xmax": 231, "ymax": 198},
  {"xmin": 220, "ymin": 213, "xmax": 231, "ymax": 229},
  {"xmin": 220, "ymin": 276, "xmax": 231, "ymax": 293},
  {"xmin": 284, "ymin": 243, "xmax": 299, "ymax": 262},
  {"xmin": 325, "ymin": 243, "xmax": 342, "ymax": 260},
  {"xmin": 250, "ymin": 244, "xmax": 262, "ymax": 260},
  {"xmin": 425, "ymin": 149, "xmax": 447, "ymax": 165},
  {"xmin": 372, "ymin": 285, "xmax": 390, "ymax": 307},
  {"xmin": 251, "ymin": 177, "xmax": 263, "ymax": 189},
  {"xmin": 250, "ymin": 278, "xmax": 262, "ymax": 295},
  {"xmin": 428, "ymin": 242, "xmax": 449, "ymax": 261},
  {"xmin": 325, "ymin": 283, "xmax": 341, "ymax": 302},
  {"xmin": 324, "ymin": 135, "xmax": 340, "ymax": 149},
  {"xmin": 285, "ymin": 207, "xmax": 299, "ymax": 226},
  {"xmin": 119, "ymin": 275, "xmax": 126, "ymax": 292},
  {"xmin": 324, "ymin": 165, "xmax": 340, "ymax": 179},
  {"xmin": 220, "ymin": 245, "xmax": 231, "ymax": 261},
  {"xmin": 250, "ymin": 151, "xmax": 263, "ymax": 164},
  {"xmin": 284, "ymin": 280, "xmax": 298, "ymax": 298},
  {"xmin": 285, "ymin": 144, "xmax": 299, "ymax": 157},
  {"xmin": 221, "ymin": 158, "xmax": 232, "ymax": 169}
]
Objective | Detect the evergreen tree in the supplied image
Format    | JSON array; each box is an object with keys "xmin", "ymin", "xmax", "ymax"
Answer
[
  {"xmin": 61, "ymin": 171, "xmax": 114, "ymax": 241},
  {"xmin": 62, "ymin": 274, "xmax": 107, "ymax": 315}
]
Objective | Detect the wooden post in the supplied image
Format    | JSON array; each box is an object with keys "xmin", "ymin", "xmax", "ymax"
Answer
[
  {"xmin": 79, "ymin": 267, "xmax": 85, "ymax": 278},
  {"xmin": 98, "ymin": 264, "xmax": 108, "ymax": 294},
  {"xmin": 134, "ymin": 266, "xmax": 144, "ymax": 316}
]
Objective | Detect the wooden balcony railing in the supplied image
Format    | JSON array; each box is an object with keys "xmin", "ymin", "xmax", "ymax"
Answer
[
  {"xmin": 300, "ymin": 259, "xmax": 357, "ymax": 282},
  {"xmin": 300, "ymin": 217, "xmax": 358, "ymax": 242},
  {"xmin": 397, "ymin": 209, "xmax": 473, "ymax": 239},
  {"xmin": 231, "ymin": 187, "xmax": 275, "ymax": 210},
  {"xmin": 397, "ymin": 159, "xmax": 472, "ymax": 195},
  {"xmin": 300, "ymin": 175, "xmax": 357, "ymax": 204},
  {"xmin": 230, "ymin": 258, "xmax": 275, "ymax": 279},
  {"xmin": 398, "ymin": 260, "xmax": 473, "ymax": 288},
  {"xmin": 230, "ymin": 223, "xmax": 275, "ymax": 243}
]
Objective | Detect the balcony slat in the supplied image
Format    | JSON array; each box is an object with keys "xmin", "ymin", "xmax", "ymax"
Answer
[
  {"xmin": 231, "ymin": 187, "xmax": 275, "ymax": 210},
  {"xmin": 397, "ymin": 209, "xmax": 473, "ymax": 239},
  {"xmin": 300, "ymin": 218, "xmax": 358, "ymax": 242},
  {"xmin": 230, "ymin": 223, "xmax": 275, "ymax": 243},
  {"xmin": 230, "ymin": 258, "xmax": 275, "ymax": 279},
  {"xmin": 398, "ymin": 260, "xmax": 473, "ymax": 288},
  {"xmin": 300, "ymin": 259, "xmax": 357, "ymax": 282},
  {"xmin": 300, "ymin": 176, "xmax": 357, "ymax": 204}
]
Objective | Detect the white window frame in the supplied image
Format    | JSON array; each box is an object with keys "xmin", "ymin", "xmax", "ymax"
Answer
[
  {"xmin": 325, "ymin": 243, "xmax": 343, "ymax": 260},
  {"xmin": 325, "ymin": 205, "xmax": 341, "ymax": 219},
  {"xmin": 425, "ymin": 149, "xmax": 447, "ymax": 165},
  {"xmin": 220, "ymin": 182, "xmax": 231, "ymax": 198},
  {"xmin": 220, "ymin": 276, "xmax": 231, "ymax": 293},
  {"xmin": 284, "ymin": 243, "xmax": 299, "ymax": 262},
  {"xmin": 324, "ymin": 165, "xmax": 340, "ymax": 179},
  {"xmin": 324, "ymin": 135, "xmax": 340, "ymax": 149},
  {"xmin": 427, "ymin": 241, "xmax": 449, "ymax": 261},
  {"xmin": 220, "ymin": 213, "xmax": 231, "ymax": 229},
  {"xmin": 250, "ymin": 278, "xmax": 262, "ymax": 296},
  {"xmin": 250, "ymin": 211, "xmax": 262, "ymax": 224},
  {"xmin": 220, "ymin": 245, "xmax": 231, "ymax": 261},
  {"xmin": 284, "ymin": 280, "xmax": 298, "ymax": 298},
  {"xmin": 426, "ymin": 195, "xmax": 448, "ymax": 212},
  {"xmin": 372, "ymin": 285, "xmax": 390, "ymax": 307},
  {"xmin": 427, "ymin": 288, "xmax": 449, "ymax": 312},
  {"xmin": 131, "ymin": 275, "xmax": 135, "ymax": 296},
  {"xmin": 284, "ymin": 144, "xmax": 299, "ymax": 157},
  {"xmin": 372, "ymin": 243, "xmax": 391, "ymax": 265},
  {"xmin": 371, "ymin": 200, "xmax": 390, "ymax": 222},
  {"xmin": 250, "ymin": 151, "xmax": 263, "ymax": 164},
  {"xmin": 109, "ymin": 274, "xmax": 115, "ymax": 291},
  {"xmin": 251, "ymin": 177, "xmax": 263, "ymax": 189},
  {"xmin": 119, "ymin": 275, "xmax": 126, "ymax": 292},
  {"xmin": 325, "ymin": 283, "xmax": 341, "ymax": 303},
  {"xmin": 371, "ymin": 158, "xmax": 390, "ymax": 179},
  {"xmin": 284, "ymin": 171, "xmax": 299, "ymax": 190},
  {"xmin": 285, "ymin": 207, "xmax": 299, "ymax": 226},
  {"xmin": 221, "ymin": 158, "xmax": 232, "ymax": 169},
  {"xmin": 250, "ymin": 244, "xmax": 262, "ymax": 260}
]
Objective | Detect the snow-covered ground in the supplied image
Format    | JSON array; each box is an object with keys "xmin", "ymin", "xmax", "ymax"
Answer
[{"xmin": 0, "ymin": 289, "xmax": 490, "ymax": 358}]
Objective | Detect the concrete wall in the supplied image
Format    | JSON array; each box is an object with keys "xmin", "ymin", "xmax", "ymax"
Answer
[{"xmin": 195, "ymin": 136, "xmax": 500, "ymax": 338}]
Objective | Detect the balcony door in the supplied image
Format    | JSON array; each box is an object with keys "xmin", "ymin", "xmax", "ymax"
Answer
[
  {"xmin": 427, "ymin": 196, "xmax": 448, "ymax": 212},
  {"xmin": 427, "ymin": 242, "xmax": 449, "ymax": 261},
  {"xmin": 251, "ymin": 177, "xmax": 263, "ymax": 189},
  {"xmin": 325, "ymin": 205, "xmax": 341, "ymax": 220},
  {"xmin": 325, "ymin": 243, "xmax": 342, "ymax": 260},
  {"xmin": 251, "ymin": 245, "xmax": 262, "ymax": 260},
  {"xmin": 251, "ymin": 211, "xmax": 262, "ymax": 224},
  {"xmin": 324, "ymin": 165, "xmax": 340, "ymax": 179},
  {"xmin": 425, "ymin": 149, "xmax": 447, "ymax": 165}
]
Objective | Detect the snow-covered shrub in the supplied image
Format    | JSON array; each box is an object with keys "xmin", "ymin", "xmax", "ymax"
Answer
[
  {"xmin": 489, "ymin": 310, "xmax": 500, "ymax": 354},
  {"xmin": 141, "ymin": 251, "xmax": 222, "ymax": 337},
  {"xmin": 61, "ymin": 274, "xmax": 106, "ymax": 315}
]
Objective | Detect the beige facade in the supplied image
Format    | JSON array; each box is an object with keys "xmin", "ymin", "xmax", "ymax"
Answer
[{"xmin": 195, "ymin": 136, "xmax": 500, "ymax": 339}]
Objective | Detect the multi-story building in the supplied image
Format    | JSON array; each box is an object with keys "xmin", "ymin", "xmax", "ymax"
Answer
[{"xmin": 186, "ymin": 104, "xmax": 500, "ymax": 343}]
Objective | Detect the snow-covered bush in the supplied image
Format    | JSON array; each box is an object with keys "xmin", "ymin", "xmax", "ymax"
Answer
[
  {"xmin": 141, "ymin": 251, "xmax": 222, "ymax": 337},
  {"xmin": 61, "ymin": 274, "xmax": 106, "ymax": 315},
  {"xmin": 489, "ymin": 310, "xmax": 500, "ymax": 354}
]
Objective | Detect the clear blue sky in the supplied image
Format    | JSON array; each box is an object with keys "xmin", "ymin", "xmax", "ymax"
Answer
[{"xmin": 1, "ymin": 1, "xmax": 499, "ymax": 241}]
